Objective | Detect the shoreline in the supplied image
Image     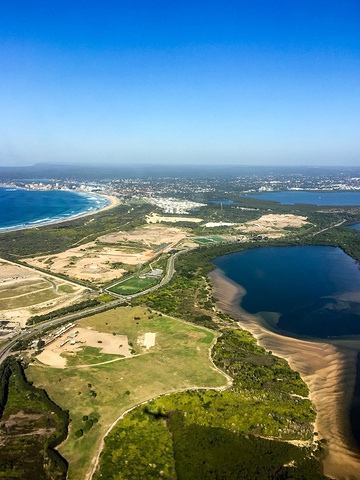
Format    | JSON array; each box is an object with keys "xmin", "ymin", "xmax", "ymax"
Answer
[
  {"xmin": 209, "ymin": 267, "xmax": 360, "ymax": 480},
  {"xmin": 0, "ymin": 188, "xmax": 120, "ymax": 233}
]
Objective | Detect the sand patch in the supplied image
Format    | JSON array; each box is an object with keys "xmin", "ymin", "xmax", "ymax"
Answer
[
  {"xmin": 143, "ymin": 332, "xmax": 156, "ymax": 349},
  {"xmin": 0, "ymin": 259, "xmax": 86, "ymax": 327},
  {"xmin": 36, "ymin": 327, "xmax": 132, "ymax": 368},
  {"xmin": 236, "ymin": 214, "xmax": 310, "ymax": 238},
  {"xmin": 24, "ymin": 225, "xmax": 188, "ymax": 283},
  {"xmin": 98, "ymin": 225, "xmax": 187, "ymax": 247},
  {"xmin": 0, "ymin": 261, "xmax": 34, "ymax": 282},
  {"xmin": 146, "ymin": 213, "xmax": 203, "ymax": 224}
]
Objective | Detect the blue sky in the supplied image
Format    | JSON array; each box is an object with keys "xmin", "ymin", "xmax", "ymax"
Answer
[{"xmin": 1, "ymin": 0, "xmax": 359, "ymax": 166}]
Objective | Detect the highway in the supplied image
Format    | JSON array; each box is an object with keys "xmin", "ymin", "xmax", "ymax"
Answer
[{"xmin": 0, "ymin": 249, "xmax": 187, "ymax": 365}]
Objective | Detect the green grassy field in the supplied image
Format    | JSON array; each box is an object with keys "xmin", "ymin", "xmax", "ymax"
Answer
[
  {"xmin": 26, "ymin": 306, "xmax": 226, "ymax": 480},
  {"xmin": 194, "ymin": 236, "xmax": 226, "ymax": 244},
  {"xmin": 108, "ymin": 276, "xmax": 159, "ymax": 295},
  {"xmin": 61, "ymin": 346, "xmax": 124, "ymax": 367}
]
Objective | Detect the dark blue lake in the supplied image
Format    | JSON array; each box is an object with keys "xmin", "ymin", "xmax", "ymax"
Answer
[
  {"xmin": 0, "ymin": 188, "xmax": 109, "ymax": 232},
  {"xmin": 213, "ymin": 246, "xmax": 360, "ymax": 338},
  {"xmin": 245, "ymin": 191, "xmax": 360, "ymax": 205},
  {"xmin": 348, "ymin": 224, "xmax": 360, "ymax": 230}
]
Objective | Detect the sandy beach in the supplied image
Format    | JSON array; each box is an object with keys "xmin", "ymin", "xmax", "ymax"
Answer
[{"xmin": 210, "ymin": 268, "xmax": 360, "ymax": 480}]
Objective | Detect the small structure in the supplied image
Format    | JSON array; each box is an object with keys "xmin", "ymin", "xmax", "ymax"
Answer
[{"xmin": 147, "ymin": 269, "xmax": 163, "ymax": 277}]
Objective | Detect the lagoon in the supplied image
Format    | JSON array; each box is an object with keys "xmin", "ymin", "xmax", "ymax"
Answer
[
  {"xmin": 213, "ymin": 246, "xmax": 360, "ymax": 338},
  {"xmin": 213, "ymin": 245, "xmax": 360, "ymax": 450},
  {"xmin": 245, "ymin": 190, "xmax": 360, "ymax": 205}
]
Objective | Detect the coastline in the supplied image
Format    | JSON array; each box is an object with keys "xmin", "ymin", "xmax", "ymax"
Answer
[
  {"xmin": 0, "ymin": 188, "xmax": 120, "ymax": 233},
  {"xmin": 209, "ymin": 267, "xmax": 360, "ymax": 480}
]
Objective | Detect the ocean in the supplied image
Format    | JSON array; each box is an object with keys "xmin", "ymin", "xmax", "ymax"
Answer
[{"xmin": 0, "ymin": 187, "xmax": 109, "ymax": 232}]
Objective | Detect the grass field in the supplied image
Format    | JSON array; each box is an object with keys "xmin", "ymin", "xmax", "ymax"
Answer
[
  {"xmin": 194, "ymin": 236, "xmax": 226, "ymax": 244},
  {"xmin": 26, "ymin": 306, "xmax": 226, "ymax": 480},
  {"xmin": 108, "ymin": 276, "xmax": 159, "ymax": 295},
  {"xmin": 0, "ymin": 277, "xmax": 82, "ymax": 311},
  {"xmin": 57, "ymin": 284, "xmax": 79, "ymax": 294},
  {"xmin": 0, "ymin": 279, "xmax": 47, "ymax": 299},
  {"xmin": 61, "ymin": 347, "xmax": 125, "ymax": 367},
  {"xmin": 0, "ymin": 283, "xmax": 57, "ymax": 310}
]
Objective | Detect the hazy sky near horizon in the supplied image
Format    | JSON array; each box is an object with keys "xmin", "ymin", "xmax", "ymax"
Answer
[{"xmin": 1, "ymin": 1, "xmax": 359, "ymax": 167}]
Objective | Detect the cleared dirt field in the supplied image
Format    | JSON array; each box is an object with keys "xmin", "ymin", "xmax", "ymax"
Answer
[
  {"xmin": 0, "ymin": 260, "xmax": 86, "ymax": 327},
  {"xmin": 236, "ymin": 214, "xmax": 310, "ymax": 238},
  {"xmin": 23, "ymin": 225, "xmax": 188, "ymax": 283},
  {"xmin": 37, "ymin": 326, "xmax": 133, "ymax": 368},
  {"xmin": 26, "ymin": 306, "xmax": 226, "ymax": 480},
  {"xmin": 146, "ymin": 212, "xmax": 203, "ymax": 223},
  {"xmin": 98, "ymin": 225, "xmax": 186, "ymax": 246}
]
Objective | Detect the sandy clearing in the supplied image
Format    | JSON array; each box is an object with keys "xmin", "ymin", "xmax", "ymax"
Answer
[
  {"xmin": 0, "ymin": 259, "xmax": 87, "ymax": 326},
  {"xmin": 210, "ymin": 268, "xmax": 360, "ymax": 480},
  {"xmin": 143, "ymin": 332, "xmax": 156, "ymax": 349},
  {"xmin": 146, "ymin": 213, "xmax": 203, "ymax": 223},
  {"xmin": 36, "ymin": 327, "xmax": 132, "ymax": 368},
  {"xmin": 236, "ymin": 214, "xmax": 309, "ymax": 238},
  {"xmin": 24, "ymin": 225, "xmax": 187, "ymax": 283},
  {"xmin": 0, "ymin": 261, "xmax": 35, "ymax": 282},
  {"xmin": 98, "ymin": 225, "xmax": 187, "ymax": 247}
]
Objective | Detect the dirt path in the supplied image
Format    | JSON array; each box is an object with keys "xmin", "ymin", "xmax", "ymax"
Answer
[{"xmin": 87, "ymin": 335, "xmax": 232, "ymax": 480}]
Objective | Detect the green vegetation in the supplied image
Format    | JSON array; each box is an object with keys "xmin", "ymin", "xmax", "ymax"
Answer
[
  {"xmin": 97, "ymin": 293, "xmax": 116, "ymax": 303},
  {"xmin": 0, "ymin": 358, "xmax": 69, "ymax": 479},
  {"xmin": 109, "ymin": 276, "xmax": 159, "ymax": 295},
  {"xmin": 213, "ymin": 329, "xmax": 309, "ymax": 397},
  {"xmin": 26, "ymin": 307, "xmax": 225, "ymax": 480},
  {"xmin": 166, "ymin": 414, "xmax": 327, "ymax": 480},
  {"xmin": 60, "ymin": 346, "xmax": 124, "ymax": 367},
  {"xmin": 27, "ymin": 299, "xmax": 101, "ymax": 325},
  {"xmin": 96, "ymin": 329, "xmax": 324, "ymax": 480},
  {"xmin": 309, "ymin": 225, "xmax": 360, "ymax": 264}
]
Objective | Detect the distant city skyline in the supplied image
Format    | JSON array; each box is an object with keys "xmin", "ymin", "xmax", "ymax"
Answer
[{"xmin": 1, "ymin": 0, "xmax": 359, "ymax": 167}]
